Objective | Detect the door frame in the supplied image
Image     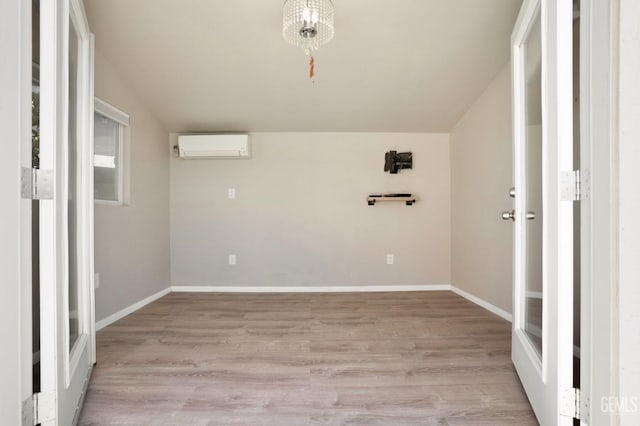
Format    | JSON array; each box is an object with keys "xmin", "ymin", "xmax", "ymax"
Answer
[
  {"xmin": 0, "ymin": 0, "xmax": 33, "ymax": 424},
  {"xmin": 615, "ymin": 0, "xmax": 640, "ymax": 423},
  {"xmin": 579, "ymin": 0, "xmax": 616, "ymax": 423}
]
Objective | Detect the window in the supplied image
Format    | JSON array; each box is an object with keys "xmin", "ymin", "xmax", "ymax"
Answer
[{"xmin": 94, "ymin": 98, "xmax": 129, "ymax": 204}]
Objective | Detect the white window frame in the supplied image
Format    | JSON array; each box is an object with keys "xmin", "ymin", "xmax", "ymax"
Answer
[{"xmin": 94, "ymin": 97, "xmax": 129, "ymax": 205}]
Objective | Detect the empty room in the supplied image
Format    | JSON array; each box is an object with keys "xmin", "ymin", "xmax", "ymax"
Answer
[{"xmin": 2, "ymin": 0, "xmax": 640, "ymax": 425}]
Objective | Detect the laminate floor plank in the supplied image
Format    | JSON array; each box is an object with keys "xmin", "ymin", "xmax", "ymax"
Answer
[{"xmin": 78, "ymin": 291, "xmax": 537, "ymax": 425}]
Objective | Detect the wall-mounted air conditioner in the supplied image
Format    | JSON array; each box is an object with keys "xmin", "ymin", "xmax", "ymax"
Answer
[{"xmin": 177, "ymin": 134, "xmax": 250, "ymax": 159}]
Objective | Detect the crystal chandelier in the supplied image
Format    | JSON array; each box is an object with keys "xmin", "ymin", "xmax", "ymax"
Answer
[{"xmin": 282, "ymin": 0, "xmax": 335, "ymax": 80}]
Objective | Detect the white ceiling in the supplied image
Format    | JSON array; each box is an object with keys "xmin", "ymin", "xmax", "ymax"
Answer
[{"xmin": 84, "ymin": 0, "xmax": 522, "ymax": 133}]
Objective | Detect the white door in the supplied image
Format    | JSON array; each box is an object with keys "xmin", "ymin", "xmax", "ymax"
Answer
[
  {"xmin": 509, "ymin": 0, "xmax": 575, "ymax": 424},
  {"xmin": 0, "ymin": 0, "xmax": 34, "ymax": 424},
  {"xmin": 39, "ymin": 0, "xmax": 95, "ymax": 424}
]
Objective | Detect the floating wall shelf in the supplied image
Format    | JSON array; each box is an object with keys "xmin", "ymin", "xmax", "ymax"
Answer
[{"xmin": 367, "ymin": 194, "xmax": 417, "ymax": 206}]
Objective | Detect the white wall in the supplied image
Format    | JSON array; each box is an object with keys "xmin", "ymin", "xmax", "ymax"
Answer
[
  {"xmin": 170, "ymin": 132, "xmax": 450, "ymax": 288},
  {"xmin": 450, "ymin": 65, "xmax": 513, "ymax": 313},
  {"xmin": 93, "ymin": 49, "xmax": 170, "ymax": 322},
  {"xmin": 617, "ymin": 0, "xmax": 640, "ymax": 422}
]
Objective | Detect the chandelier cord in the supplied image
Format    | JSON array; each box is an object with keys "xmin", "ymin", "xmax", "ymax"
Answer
[{"xmin": 309, "ymin": 55, "xmax": 315, "ymax": 82}]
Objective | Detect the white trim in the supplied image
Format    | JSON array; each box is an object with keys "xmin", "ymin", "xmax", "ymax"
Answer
[
  {"xmin": 37, "ymin": 0, "xmax": 60, "ymax": 420},
  {"xmin": 94, "ymin": 99, "xmax": 128, "ymax": 205},
  {"xmin": 96, "ymin": 287, "xmax": 171, "ymax": 331},
  {"xmin": 95, "ymin": 286, "xmax": 518, "ymax": 339},
  {"xmin": 450, "ymin": 286, "xmax": 513, "ymax": 322},
  {"xmin": 94, "ymin": 97, "xmax": 129, "ymax": 126},
  {"xmin": 68, "ymin": 0, "xmax": 89, "ymax": 40},
  {"xmin": 170, "ymin": 285, "xmax": 451, "ymax": 293}
]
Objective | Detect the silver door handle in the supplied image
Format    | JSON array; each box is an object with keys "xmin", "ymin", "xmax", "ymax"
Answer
[
  {"xmin": 501, "ymin": 210, "xmax": 515, "ymax": 221},
  {"xmin": 502, "ymin": 210, "xmax": 536, "ymax": 221},
  {"xmin": 509, "ymin": 187, "xmax": 516, "ymax": 198}
]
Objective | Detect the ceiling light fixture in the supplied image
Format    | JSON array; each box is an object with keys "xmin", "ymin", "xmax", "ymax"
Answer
[{"xmin": 282, "ymin": 0, "xmax": 335, "ymax": 81}]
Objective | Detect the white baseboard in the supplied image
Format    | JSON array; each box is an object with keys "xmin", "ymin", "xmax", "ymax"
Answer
[
  {"xmin": 171, "ymin": 284, "xmax": 452, "ymax": 293},
  {"xmin": 96, "ymin": 287, "xmax": 171, "ymax": 331},
  {"xmin": 450, "ymin": 286, "xmax": 512, "ymax": 322},
  {"xmin": 95, "ymin": 285, "xmax": 516, "ymax": 332}
]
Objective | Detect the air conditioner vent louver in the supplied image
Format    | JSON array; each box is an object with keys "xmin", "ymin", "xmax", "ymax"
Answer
[{"xmin": 177, "ymin": 134, "xmax": 250, "ymax": 159}]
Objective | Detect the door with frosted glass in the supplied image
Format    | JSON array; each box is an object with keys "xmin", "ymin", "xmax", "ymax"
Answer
[
  {"xmin": 508, "ymin": 0, "xmax": 575, "ymax": 424},
  {"xmin": 38, "ymin": 0, "xmax": 95, "ymax": 424}
]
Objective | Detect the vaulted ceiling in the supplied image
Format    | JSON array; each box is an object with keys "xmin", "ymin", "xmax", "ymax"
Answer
[{"xmin": 84, "ymin": 0, "xmax": 522, "ymax": 133}]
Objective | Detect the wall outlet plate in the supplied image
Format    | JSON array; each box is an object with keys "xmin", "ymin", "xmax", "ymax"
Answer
[
  {"xmin": 228, "ymin": 188, "xmax": 236, "ymax": 199},
  {"xmin": 386, "ymin": 254, "xmax": 394, "ymax": 265},
  {"xmin": 229, "ymin": 254, "xmax": 237, "ymax": 265}
]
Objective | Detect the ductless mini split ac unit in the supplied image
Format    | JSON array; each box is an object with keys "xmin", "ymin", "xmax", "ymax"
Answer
[{"xmin": 177, "ymin": 134, "xmax": 250, "ymax": 159}]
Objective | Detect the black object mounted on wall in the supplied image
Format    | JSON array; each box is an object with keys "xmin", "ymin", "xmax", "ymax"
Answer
[
  {"xmin": 384, "ymin": 151, "xmax": 412, "ymax": 174},
  {"xmin": 367, "ymin": 193, "xmax": 416, "ymax": 206}
]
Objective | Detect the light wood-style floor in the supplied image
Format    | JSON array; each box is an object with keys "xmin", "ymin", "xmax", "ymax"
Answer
[{"xmin": 78, "ymin": 291, "xmax": 537, "ymax": 425}]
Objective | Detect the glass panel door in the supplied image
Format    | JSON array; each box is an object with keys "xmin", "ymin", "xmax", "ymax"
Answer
[
  {"xmin": 38, "ymin": 0, "xmax": 96, "ymax": 424},
  {"xmin": 522, "ymin": 10, "xmax": 543, "ymax": 358},
  {"xmin": 510, "ymin": 0, "xmax": 575, "ymax": 424},
  {"xmin": 68, "ymin": 16, "xmax": 80, "ymax": 352}
]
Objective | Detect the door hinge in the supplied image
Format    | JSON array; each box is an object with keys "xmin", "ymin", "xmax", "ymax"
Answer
[
  {"xmin": 560, "ymin": 170, "xmax": 582, "ymax": 201},
  {"xmin": 21, "ymin": 167, "xmax": 53, "ymax": 200},
  {"xmin": 560, "ymin": 387, "xmax": 588, "ymax": 422},
  {"xmin": 31, "ymin": 391, "xmax": 55, "ymax": 425}
]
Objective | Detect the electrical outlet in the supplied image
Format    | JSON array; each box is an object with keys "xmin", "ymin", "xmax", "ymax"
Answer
[
  {"xmin": 386, "ymin": 254, "xmax": 394, "ymax": 265},
  {"xmin": 94, "ymin": 273, "xmax": 100, "ymax": 289},
  {"xmin": 229, "ymin": 254, "xmax": 237, "ymax": 265},
  {"xmin": 228, "ymin": 188, "xmax": 236, "ymax": 199}
]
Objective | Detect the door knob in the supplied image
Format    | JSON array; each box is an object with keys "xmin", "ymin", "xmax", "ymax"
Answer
[
  {"xmin": 501, "ymin": 210, "xmax": 535, "ymax": 221},
  {"xmin": 501, "ymin": 210, "xmax": 515, "ymax": 221}
]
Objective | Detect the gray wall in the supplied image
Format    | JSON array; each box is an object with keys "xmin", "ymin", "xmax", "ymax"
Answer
[
  {"xmin": 170, "ymin": 132, "xmax": 451, "ymax": 287},
  {"xmin": 94, "ymin": 49, "xmax": 170, "ymax": 322},
  {"xmin": 450, "ymin": 65, "xmax": 513, "ymax": 313}
]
